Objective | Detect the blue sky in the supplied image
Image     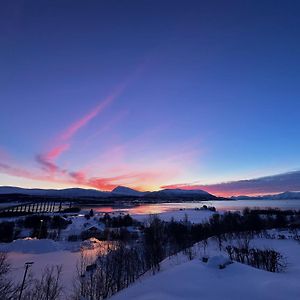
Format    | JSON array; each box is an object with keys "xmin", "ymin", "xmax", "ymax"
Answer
[{"xmin": 1, "ymin": 1, "xmax": 300, "ymax": 195}]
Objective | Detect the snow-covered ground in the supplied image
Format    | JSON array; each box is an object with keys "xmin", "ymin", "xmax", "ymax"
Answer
[
  {"xmin": 1, "ymin": 210, "xmax": 300, "ymax": 299},
  {"xmin": 0, "ymin": 209, "xmax": 214, "ymax": 298},
  {"xmin": 0, "ymin": 238, "xmax": 113, "ymax": 297},
  {"xmin": 6, "ymin": 248, "xmax": 80, "ymax": 296},
  {"xmin": 110, "ymin": 233, "xmax": 300, "ymax": 300}
]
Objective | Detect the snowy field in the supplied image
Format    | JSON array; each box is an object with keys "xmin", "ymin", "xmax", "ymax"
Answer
[
  {"xmin": 1, "ymin": 210, "xmax": 300, "ymax": 299},
  {"xmin": 0, "ymin": 209, "xmax": 215, "ymax": 297},
  {"xmin": 0, "ymin": 238, "xmax": 113, "ymax": 297},
  {"xmin": 6, "ymin": 248, "xmax": 80, "ymax": 296},
  {"xmin": 110, "ymin": 233, "xmax": 300, "ymax": 300}
]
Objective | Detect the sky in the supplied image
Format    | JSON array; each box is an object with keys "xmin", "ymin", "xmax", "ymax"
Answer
[{"xmin": 1, "ymin": 0, "xmax": 300, "ymax": 196}]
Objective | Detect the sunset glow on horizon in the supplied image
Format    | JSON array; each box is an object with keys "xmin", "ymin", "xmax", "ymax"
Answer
[{"xmin": 1, "ymin": 1, "xmax": 300, "ymax": 197}]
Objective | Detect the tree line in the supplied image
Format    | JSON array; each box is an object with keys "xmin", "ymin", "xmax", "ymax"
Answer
[
  {"xmin": 74, "ymin": 209, "xmax": 298, "ymax": 299},
  {"xmin": 1, "ymin": 208, "xmax": 298, "ymax": 299}
]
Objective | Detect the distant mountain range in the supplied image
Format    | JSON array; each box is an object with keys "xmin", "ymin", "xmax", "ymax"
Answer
[
  {"xmin": 0, "ymin": 186, "xmax": 109, "ymax": 198},
  {"xmin": 145, "ymin": 188, "xmax": 215, "ymax": 200},
  {"xmin": 1, "ymin": 186, "xmax": 299, "ymax": 201},
  {"xmin": 231, "ymin": 191, "xmax": 300, "ymax": 200},
  {"xmin": 0, "ymin": 185, "xmax": 217, "ymax": 200}
]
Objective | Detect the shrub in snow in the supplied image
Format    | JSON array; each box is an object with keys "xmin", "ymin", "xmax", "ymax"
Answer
[
  {"xmin": 225, "ymin": 245, "xmax": 287, "ymax": 272},
  {"xmin": 277, "ymin": 234, "xmax": 286, "ymax": 240},
  {"xmin": 207, "ymin": 255, "xmax": 232, "ymax": 269},
  {"xmin": 202, "ymin": 256, "xmax": 209, "ymax": 263}
]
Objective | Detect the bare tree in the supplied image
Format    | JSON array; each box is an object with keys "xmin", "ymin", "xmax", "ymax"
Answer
[
  {"xmin": 143, "ymin": 216, "xmax": 166, "ymax": 273},
  {"xmin": 0, "ymin": 252, "xmax": 16, "ymax": 300},
  {"xmin": 74, "ymin": 241, "xmax": 147, "ymax": 300},
  {"xmin": 225, "ymin": 245, "xmax": 286, "ymax": 273},
  {"xmin": 23, "ymin": 265, "xmax": 63, "ymax": 300}
]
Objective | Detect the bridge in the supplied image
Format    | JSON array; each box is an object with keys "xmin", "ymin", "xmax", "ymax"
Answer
[{"xmin": 0, "ymin": 200, "xmax": 73, "ymax": 214}]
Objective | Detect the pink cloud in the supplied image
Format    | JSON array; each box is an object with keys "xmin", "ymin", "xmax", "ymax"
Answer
[
  {"xmin": 54, "ymin": 61, "xmax": 145, "ymax": 146},
  {"xmin": 60, "ymin": 96, "xmax": 113, "ymax": 141},
  {"xmin": 84, "ymin": 172, "xmax": 162, "ymax": 191},
  {"xmin": 0, "ymin": 161, "xmax": 61, "ymax": 184},
  {"xmin": 69, "ymin": 171, "xmax": 86, "ymax": 183},
  {"xmin": 0, "ymin": 162, "xmax": 33, "ymax": 179},
  {"xmin": 0, "ymin": 148, "xmax": 10, "ymax": 161},
  {"xmin": 35, "ymin": 144, "xmax": 70, "ymax": 174},
  {"xmin": 35, "ymin": 78, "xmax": 131, "ymax": 174},
  {"xmin": 33, "ymin": 59, "xmax": 149, "ymax": 182},
  {"xmin": 35, "ymin": 154, "xmax": 59, "ymax": 173},
  {"xmin": 44, "ymin": 144, "xmax": 70, "ymax": 161},
  {"xmin": 35, "ymin": 95, "xmax": 116, "ymax": 173}
]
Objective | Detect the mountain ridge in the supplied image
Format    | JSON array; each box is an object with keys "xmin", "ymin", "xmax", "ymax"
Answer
[
  {"xmin": 231, "ymin": 191, "xmax": 300, "ymax": 200},
  {"xmin": 0, "ymin": 185, "xmax": 217, "ymax": 200},
  {"xmin": 112, "ymin": 186, "xmax": 145, "ymax": 197}
]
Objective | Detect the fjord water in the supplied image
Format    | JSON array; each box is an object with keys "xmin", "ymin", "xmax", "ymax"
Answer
[{"xmin": 89, "ymin": 199, "xmax": 300, "ymax": 215}]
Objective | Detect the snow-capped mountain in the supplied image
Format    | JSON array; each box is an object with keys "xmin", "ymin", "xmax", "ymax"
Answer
[
  {"xmin": 147, "ymin": 188, "xmax": 217, "ymax": 200},
  {"xmin": 0, "ymin": 186, "xmax": 109, "ymax": 198},
  {"xmin": 266, "ymin": 191, "xmax": 300, "ymax": 200},
  {"xmin": 0, "ymin": 186, "xmax": 218, "ymax": 200},
  {"xmin": 156, "ymin": 188, "xmax": 210, "ymax": 196},
  {"xmin": 231, "ymin": 191, "xmax": 300, "ymax": 200},
  {"xmin": 112, "ymin": 186, "xmax": 145, "ymax": 197}
]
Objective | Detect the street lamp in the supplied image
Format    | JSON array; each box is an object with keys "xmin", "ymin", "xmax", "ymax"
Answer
[
  {"xmin": 38, "ymin": 219, "xmax": 44, "ymax": 239},
  {"xmin": 18, "ymin": 261, "xmax": 34, "ymax": 300}
]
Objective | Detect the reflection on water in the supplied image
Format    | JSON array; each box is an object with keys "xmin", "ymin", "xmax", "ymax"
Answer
[
  {"xmin": 79, "ymin": 240, "xmax": 117, "ymax": 271},
  {"xmin": 86, "ymin": 199, "xmax": 300, "ymax": 215}
]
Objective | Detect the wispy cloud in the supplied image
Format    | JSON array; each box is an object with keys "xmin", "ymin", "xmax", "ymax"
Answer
[
  {"xmin": 4, "ymin": 139, "xmax": 300, "ymax": 196},
  {"xmin": 43, "ymin": 144, "xmax": 70, "ymax": 161},
  {"xmin": 162, "ymin": 170, "xmax": 300, "ymax": 196},
  {"xmin": 36, "ymin": 95, "xmax": 116, "ymax": 172},
  {"xmin": 83, "ymin": 109, "xmax": 129, "ymax": 146},
  {"xmin": 59, "ymin": 94, "xmax": 116, "ymax": 141},
  {"xmin": 0, "ymin": 55, "xmax": 202, "ymax": 191},
  {"xmin": 35, "ymin": 144, "xmax": 70, "ymax": 173},
  {"xmin": 0, "ymin": 162, "xmax": 33, "ymax": 179},
  {"xmin": 35, "ymin": 63, "xmax": 144, "ymax": 174},
  {"xmin": 78, "ymin": 171, "xmax": 174, "ymax": 191}
]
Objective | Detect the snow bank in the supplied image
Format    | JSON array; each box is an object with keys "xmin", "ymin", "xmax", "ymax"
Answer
[
  {"xmin": 110, "ymin": 234, "xmax": 300, "ymax": 300},
  {"xmin": 207, "ymin": 255, "xmax": 231, "ymax": 269},
  {"xmin": 0, "ymin": 238, "xmax": 61, "ymax": 253}
]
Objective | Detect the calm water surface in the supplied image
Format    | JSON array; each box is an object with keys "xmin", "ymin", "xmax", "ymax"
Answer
[{"xmin": 88, "ymin": 199, "xmax": 300, "ymax": 215}]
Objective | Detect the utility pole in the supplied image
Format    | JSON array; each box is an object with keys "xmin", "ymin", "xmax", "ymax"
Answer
[
  {"xmin": 38, "ymin": 219, "xmax": 44, "ymax": 239},
  {"xmin": 18, "ymin": 261, "xmax": 34, "ymax": 300}
]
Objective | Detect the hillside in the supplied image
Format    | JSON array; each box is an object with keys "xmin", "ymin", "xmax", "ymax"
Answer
[
  {"xmin": 0, "ymin": 186, "xmax": 220, "ymax": 202},
  {"xmin": 110, "ymin": 234, "xmax": 300, "ymax": 300}
]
